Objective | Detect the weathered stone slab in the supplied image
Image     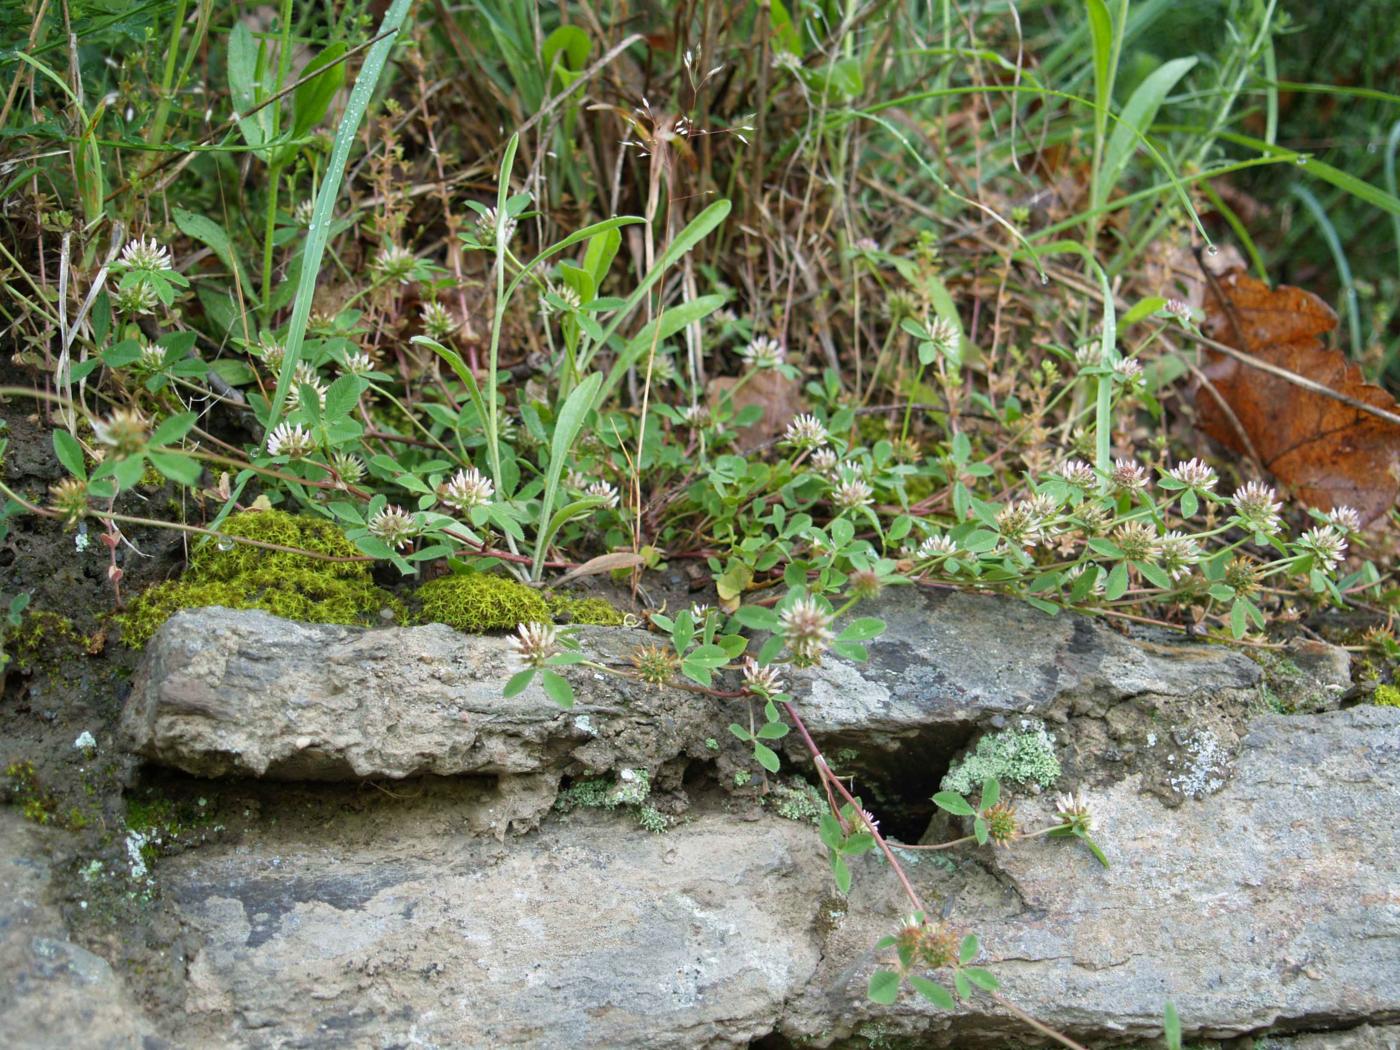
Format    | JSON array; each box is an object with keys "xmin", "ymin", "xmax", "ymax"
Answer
[
  {"xmin": 165, "ymin": 809, "xmax": 826, "ymax": 1049},
  {"xmin": 0, "ymin": 814, "xmax": 159, "ymax": 1049},
  {"xmin": 157, "ymin": 707, "xmax": 1400, "ymax": 1049},
  {"xmin": 121, "ymin": 607, "xmax": 721, "ymax": 781},
  {"xmin": 797, "ymin": 588, "xmax": 1263, "ymax": 737},
  {"xmin": 783, "ymin": 705, "xmax": 1400, "ymax": 1046}
]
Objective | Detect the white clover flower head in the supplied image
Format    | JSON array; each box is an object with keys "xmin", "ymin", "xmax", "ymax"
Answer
[
  {"xmin": 831, "ymin": 473, "xmax": 874, "ymax": 511},
  {"xmin": 861, "ymin": 808, "xmax": 880, "ymax": 832},
  {"xmin": 772, "ymin": 49, "xmax": 802, "ymax": 73},
  {"xmin": 91, "ymin": 408, "xmax": 149, "ymax": 456},
  {"xmin": 294, "ymin": 199, "xmax": 316, "ymax": 227},
  {"xmin": 586, "ymin": 479, "xmax": 620, "ymax": 508},
  {"xmin": 1113, "ymin": 357, "xmax": 1144, "ymax": 383},
  {"xmin": 681, "ymin": 403, "xmax": 710, "ymax": 428},
  {"xmin": 853, "ymin": 237, "xmax": 880, "ymax": 254},
  {"xmin": 72, "ymin": 730, "xmax": 97, "ymax": 752},
  {"xmin": 779, "ymin": 595, "xmax": 834, "ymax": 667},
  {"xmin": 649, "ymin": 353, "xmax": 679, "ymax": 385},
  {"xmin": 738, "ymin": 335, "xmax": 785, "ymax": 370},
  {"xmin": 810, "ymin": 447, "xmax": 839, "ymax": 477},
  {"xmin": 1297, "ymin": 525, "xmax": 1347, "ymax": 574},
  {"xmin": 254, "ymin": 340, "xmax": 286, "ymax": 372},
  {"xmin": 1326, "ymin": 505, "xmax": 1362, "ymax": 534},
  {"xmin": 474, "ymin": 206, "xmax": 517, "ymax": 247},
  {"xmin": 927, "ymin": 317, "xmax": 959, "ymax": 359},
  {"xmin": 1111, "ymin": 457, "xmax": 1148, "ymax": 494},
  {"xmin": 49, "ymin": 477, "xmax": 88, "ymax": 524},
  {"xmin": 783, "ymin": 413, "xmax": 828, "ymax": 450},
  {"xmin": 741, "ymin": 656, "xmax": 783, "ymax": 695},
  {"xmin": 1026, "ymin": 492, "xmax": 1060, "ymax": 520},
  {"xmin": 1066, "ymin": 564, "xmax": 1106, "ymax": 596},
  {"xmin": 286, "ymin": 361, "xmax": 327, "ymax": 411},
  {"xmin": 689, "ymin": 602, "xmax": 711, "ymax": 624},
  {"xmin": 421, "ymin": 300, "xmax": 459, "ymax": 339},
  {"xmin": 565, "ymin": 469, "xmax": 590, "ymax": 491},
  {"xmin": 916, "ymin": 533, "xmax": 958, "ymax": 561},
  {"xmin": 265, "ymin": 421, "xmax": 316, "ymax": 459},
  {"xmin": 996, "ymin": 500, "xmax": 1046, "ymax": 549},
  {"xmin": 1159, "ymin": 530, "xmax": 1202, "ymax": 582},
  {"xmin": 1055, "ymin": 459, "xmax": 1096, "ymax": 490},
  {"xmin": 511, "ymin": 621, "xmax": 559, "ymax": 670},
  {"xmin": 1074, "ymin": 342, "xmax": 1098, "ymax": 367},
  {"xmin": 341, "ymin": 350, "xmax": 375, "ymax": 376},
  {"xmin": 439, "ymin": 466, "xmax": 494, "ymax": 511},
  {"xmin": 1114, "ymin": 520, "xmax": 1161, "ymax": 563},
  {"xmin": 373, "ymin": 244, "xmax": 418, "ymax": 284},
  {"xmin": 113, "ymin": 281, "xmax": 160, "ymax": 315},
  {"xmin": 331, "ymin": 451, "xmax": 365, "ymax": 485},
  {"xmin": 1165, "ymin": 298, "xmax": 1193, "ymax": 321},
  {"xmin": 138, "ymin": 340, "xmax": 165, "ymax": 370},
  {"xmin": 1166, "ymin": 457, "xmax": 1218, "ymax": 492},
  {"xmin": 367, "ymin": 504, "xmax": 418, "ymax": 549},
  {"xmin": 1054, "ymin": 787, "xmax": 1093, "ymax": 832},
  {"xmin": 1231, "ymin": 481, "xmax": 1282, "ymax": 535},
  {"xmin": 119, "ymin": 235, "xmax": 174, "ymax": 272},
  {"xmin": 539, "ymin": 282, "xmax": 582, "ymax": 316}
]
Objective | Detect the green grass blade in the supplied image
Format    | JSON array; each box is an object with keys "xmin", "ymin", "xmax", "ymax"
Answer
[
  {"xmin": 533, "ymin": 372, "xmax": 603, "ymax": 580},
  {"xmin": 265, "ymin": 0, "xmax": 414, "ymax": 434}
]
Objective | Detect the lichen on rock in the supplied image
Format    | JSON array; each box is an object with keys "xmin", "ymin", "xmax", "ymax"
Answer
[
  {"xmin": 941, "ymin": 719, "xmax": 1061, "ymax": 795},
  {"xmin": 117, "ymin": 509, "xmax": 403, "ymax": 648}
]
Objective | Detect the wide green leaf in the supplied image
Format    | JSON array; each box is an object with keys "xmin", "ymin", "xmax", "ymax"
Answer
[{"xmin": 867, "ymin": 970, "xmax": 901, "ymax": 1005}]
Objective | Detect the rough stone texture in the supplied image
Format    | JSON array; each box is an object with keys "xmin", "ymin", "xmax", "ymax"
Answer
[
  {"xmin": 783, "ymin": 705, "xmax": 1400, "ymax": 1046},
  {"xmin": 791, "ymin": 588, "xmax": 1267, "ymax": 810},
  {"xmin": 1259, "ymin": 1026, "xmax": 1400, "ymax": 1050},
  {"xmin": 164, "ymin": 809, "xmax": 826, "ymax": 1050},
  {"xmin": 121, "ymin": 607, "xmax": 722, "ymax": 782},
  {"xmin": 150, "ymin": 706, "xmax": 1400, "ymax": 1050},
  {"xmin": 797, "ymin": 588, "xmax": 1262, "ymax": 736},
  {"xmin": 0, "ymin": 813, "xmax": 159, "ymax": 1049}
]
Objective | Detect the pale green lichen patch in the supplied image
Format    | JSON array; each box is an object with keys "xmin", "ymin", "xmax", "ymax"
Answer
[
  {"xmin": 764, "ymin": 778, "xmax": 825, "ymax": 823},
  {"xmin": 554, "ymin": 769, "xmax": 669, "ymax": 832},
  {"xmin": 941, "ymin": 720, "xmax": 1061, "ymax": 795},
  {"xmin": 117, "ymin": 509, "xmax": 403, "ymax": 648}
]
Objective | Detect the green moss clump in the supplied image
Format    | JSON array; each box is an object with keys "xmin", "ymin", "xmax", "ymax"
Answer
[
  {"xmin": 545, "ymin": 592, "xmax": 628, "ymax": 626},
  {"xmin": 415, "ymin": 571, "xmax": 550, "ymax": 632},
  {"xmin": 941, "ymin": 720, "xmax": 1061, "ymax": 795},
  {"xmin": 1373, "ymin": 684, "xmax": 1400, "ymax": 708},
  {"xmin": 3, "ymin": 610, "xmax": 85, "ymax": 672},
  {"xmin": 118, "ymin": 509, "xmax": 403, "ymax": 648},
  {"xmin": 4, "ymin": 761, "xmax": 59, "ymax": 826}
]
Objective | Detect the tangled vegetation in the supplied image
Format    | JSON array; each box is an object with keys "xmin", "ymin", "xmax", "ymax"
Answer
[{"xmin": 2, "ymin": 0, "xmax": 1398, "ymax": 1042}]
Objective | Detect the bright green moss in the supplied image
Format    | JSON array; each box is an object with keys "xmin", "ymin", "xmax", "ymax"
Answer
[
  {"xmin": 414, "ymin": 571, "xmax": 550, "ymax": 632},
  {"xmin": 941, "ymin": 721, "xmax": 1061, "ymax": 795},
  {"xmin": 117, "ymin": 509, "xmax": 403, "ymax": 648},
  {"xmin": 3, "ymin": 610, "xmax": 84, "ymax": 672},
  {"xmin": 545, "ymin": 592, "xmax": 628, "ymax": 626},
  {"xmin": 1374, "ymin": 684, "xmax": 1400, "ymax": 708}
]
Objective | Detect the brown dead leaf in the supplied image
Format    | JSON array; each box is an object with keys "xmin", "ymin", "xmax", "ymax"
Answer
[
  {"xmin": 708, "ymin": 370, "xmax": 802, "ymax": 452},
  {"xmin": 1196, "ymin": 265, "xmax": 1400, "ymax": 524}
]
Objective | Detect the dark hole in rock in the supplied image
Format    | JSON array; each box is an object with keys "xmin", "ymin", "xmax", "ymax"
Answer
[{"xmin": 811, "ymin": 725, "xmax": 975, "ymax": 844}]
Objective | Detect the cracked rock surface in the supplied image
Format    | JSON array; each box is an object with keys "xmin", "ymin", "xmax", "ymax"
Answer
[
  {"xmin": 63, "ymin": 604, "xmax": 1400, "ymax": 1048},
  {"xmin": 120, "ymin": 607, "xmax": 723, "ymax": 782}
]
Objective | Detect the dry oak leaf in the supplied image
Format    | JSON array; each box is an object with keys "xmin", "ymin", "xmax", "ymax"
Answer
[{"xmin": 1196, "ymin": 266, "xmax": 1400, "ymax": 525}]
